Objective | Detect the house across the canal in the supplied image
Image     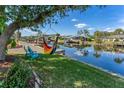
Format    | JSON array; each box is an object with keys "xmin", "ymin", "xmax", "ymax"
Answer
[{"xmin": 101, "ymin": 35, "xmax": 124, "ymax": 42}]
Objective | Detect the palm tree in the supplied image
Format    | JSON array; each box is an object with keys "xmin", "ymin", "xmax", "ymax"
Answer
[
  {"xmin": 77, "ymin": 29, "xmax": 89, "ymax": 38},
  {"xmin": 37, "ymin": 31, "xmax": 42, "ymax": 38},
  {"xmin": 77, "ymin": 30, "xmax": 83, "ymax": 36},
  {"xmin": 77, "ymin": 29, "xmax": 90, "ymax": 45}
]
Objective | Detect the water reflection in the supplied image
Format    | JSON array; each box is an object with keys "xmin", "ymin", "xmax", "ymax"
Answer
[
  {"xmin": 93, "ymin": 51, "xmax": 101, "ymax": 58},
  {"xmin": 60, "ymin": 43, "xmax": 124, "ymax": 76},
  {"xmin": 75, "ymin": 49, "xmax": 89, "ymax": 56},
  {"xmin": 114, "ymin": 57, "xmax": 124, "ymax": 64},
  {"xmin": 64, "ymin": 43, "xmax": 91, "ymax": 49},
  {"xmin": 63, "ymin": 43, "xmax": 124, "ymax": 64}
]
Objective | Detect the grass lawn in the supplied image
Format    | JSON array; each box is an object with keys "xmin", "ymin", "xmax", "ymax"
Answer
[{"xmin": 18, "ymin": 54, "xmax": 124, "ymax": 88}]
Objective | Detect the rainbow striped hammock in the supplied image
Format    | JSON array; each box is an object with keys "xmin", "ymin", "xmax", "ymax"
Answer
[{"xmin": 43, "ymin": 34, "xmax": 59, "ymax": 54}]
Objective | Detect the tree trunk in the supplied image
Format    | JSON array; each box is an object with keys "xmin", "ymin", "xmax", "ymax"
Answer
[
  {"xmin": 0, "ymin": 43, "xmax": 6, "ymax": 61},
  {"xmin": 0, "ymin": 34, "xmax": 7, "ymax": 61},
  {"xmin": 0, "ymin": 22, "xmax": 19, "ymax": 61}
]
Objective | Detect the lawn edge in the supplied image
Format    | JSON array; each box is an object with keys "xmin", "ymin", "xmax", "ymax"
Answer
[{"xmin": 65, "ymin": 55, "xmax": 124, "ymax": 79}]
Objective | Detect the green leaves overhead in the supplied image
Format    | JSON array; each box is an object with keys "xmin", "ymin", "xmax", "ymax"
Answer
[{"xmin": 5, "ymin": 6, "xmax": 90, "ymax": 31}]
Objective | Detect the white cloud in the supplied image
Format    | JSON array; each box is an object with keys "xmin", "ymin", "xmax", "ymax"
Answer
[
  {"xmin": 21, "ymin": 29, "xmax": 38, "ymax": 36},
  {"xmin": 104, "ymin": 27, "xmax": 111, "ymax": 31},
  {"xmin": 71, "ymin": 18, "xmax": 78, "ymax": 22},
  {"xmin": 87, "ymin": 27, "xmax": 94, "ymax": 31},
  {"xmin": 74, "ymin": 23, "xmax": 87, "ymax": 29},
  {"xmin": 104, "ymin": 27, "xmax": 114, "ymax": 32}
]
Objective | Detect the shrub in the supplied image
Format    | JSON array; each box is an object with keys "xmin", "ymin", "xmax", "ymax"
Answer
[
  {"xmin": 11, "ymin": 39, "xmax": 16, "ymax": 48},
  {"xmin": 0, "ymin": 81, "xmax": 4, "ymax": 87},
  {"xmin": 2, "ymin": 60, "xmax": 32, "ymax": 88}
]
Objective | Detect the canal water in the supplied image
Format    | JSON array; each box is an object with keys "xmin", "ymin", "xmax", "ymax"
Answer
[{"xmin": 59, "ymin": 44, "xmax": 124, "ymax": 76}]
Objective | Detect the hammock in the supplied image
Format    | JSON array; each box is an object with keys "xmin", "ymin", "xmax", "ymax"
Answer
[{"xmin": 43, "ymin": 34, "xmax": 59, "ymax": 54}]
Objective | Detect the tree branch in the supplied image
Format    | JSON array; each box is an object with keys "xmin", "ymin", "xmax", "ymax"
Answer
[
  {"xmin": 4, "ymin": 22, "xmax": 19, "ymax": 39},
  {"xmin": 3, "ymin": 6, "xmax": 71, "ymax": 40}
]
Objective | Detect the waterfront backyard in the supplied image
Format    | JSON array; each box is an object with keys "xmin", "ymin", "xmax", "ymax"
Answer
[
  {"xmin": 1, "ymin": 42, "xmax": 124, "ymax": 87},
  {"xmin": 2, "ymin": 5, "xmax": 124, "ymax": 88}
]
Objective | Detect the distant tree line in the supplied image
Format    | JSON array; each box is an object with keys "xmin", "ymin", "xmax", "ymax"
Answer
[{"xmin": 94, "ymin": 28, "xmax": 124, "ymax": 38}]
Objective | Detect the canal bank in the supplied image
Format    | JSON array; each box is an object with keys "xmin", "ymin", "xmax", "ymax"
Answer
[
  {"xmin": 67, "ymin": 56, "xmax": 124, "ymax": 79},
  {"xmin": 25, "ymin": 54, "xmax": 124, "ymax": 88}
]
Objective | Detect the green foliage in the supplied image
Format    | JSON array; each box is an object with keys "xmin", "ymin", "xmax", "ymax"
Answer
[
  {"xmin": 95, "ymin": 38, "xmax": 102, "ymax": 43},
  {"xmin": 86, "ymin": 36, "xmax": 94, "ymax": 41},
  {"xmin": 114, "ymin": 28, "xmax": 124, "ymax": 35},
  {"xmin": 94, "ymin": 28, "xmax": 124, "ymax": 39},
  {"xmin": 7, "ymin": 39, "xmax": 16, "ymax": 48},
  {"xmin": 0, "ymin": 81, "xmax": 4, "ymax": 87},
  {"xmin": 5, "ymin": 39, "xmax": 13, "ymax": 54},
  {"xmin": 5, "ymin": 39, "xmax": 17, "ymax": 54},
  {"xmin": 59, "ymin": 37, "xmax": 64, "ymax": 40},
  {"xmin": 2, "ymin": 60, "xmax": 32, "ymax": 88},
  {"xmin": 11, "ymin": 39, "xmax": 16, "ymax": 48},
  {"xmin": 0, "ymin": 6, "xmax": 6, "ymax": 35},
  {"xmin": 87, "ymin": 38, "xmax": 91, "ymax": 41},
  {"xmin": 94, "ymin": 31, "xmax": 104, "ymax": 38},
  {"xmin": 7, "ymin": 39, "xmax": 13, "ymax": 45}
]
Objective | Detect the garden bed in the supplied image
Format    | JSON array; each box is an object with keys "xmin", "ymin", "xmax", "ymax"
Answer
[{"xmin": 0, "ymin": 55, "xmax": 14, "ymax": 81}]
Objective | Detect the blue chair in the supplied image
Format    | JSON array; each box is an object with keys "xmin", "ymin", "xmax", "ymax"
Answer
[
  {"xmin": 24, "ymin": 46, "xmax": 39, "ymax": 59},
  {"xmin": 24, "ymin": 46, "xmax": 30, "ymax": 56}
]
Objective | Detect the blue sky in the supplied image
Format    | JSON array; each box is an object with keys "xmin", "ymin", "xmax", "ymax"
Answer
[{"xmin": 21, "ymin": 5, "xmax": 124, "ymax": 36}]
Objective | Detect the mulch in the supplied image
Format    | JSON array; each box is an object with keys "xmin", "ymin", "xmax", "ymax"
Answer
[
  {"xmin": 0, "ymin": 55, "xmax": 15, "ymax": 68},
  {"xmin": 0, "ymin": 55, "xmax": 15, "ymax": 81}
]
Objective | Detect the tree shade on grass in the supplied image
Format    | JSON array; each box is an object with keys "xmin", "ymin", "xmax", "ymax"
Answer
[{"xmin": 18, "ymin": 54, "xmax": 124, "ymax": 88}]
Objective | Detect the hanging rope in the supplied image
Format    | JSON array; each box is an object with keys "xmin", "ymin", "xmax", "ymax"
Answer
[
  {"xmin": 42, "ymin": 24, "xmax": 60, "ymax": 54},
  {"xmin": 43, "ymin": 25, "xmax": 51, "ymax": 35},
  {"xmin": 43, "ymin": 24, "xmax": 59, "ymax": 35}
]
